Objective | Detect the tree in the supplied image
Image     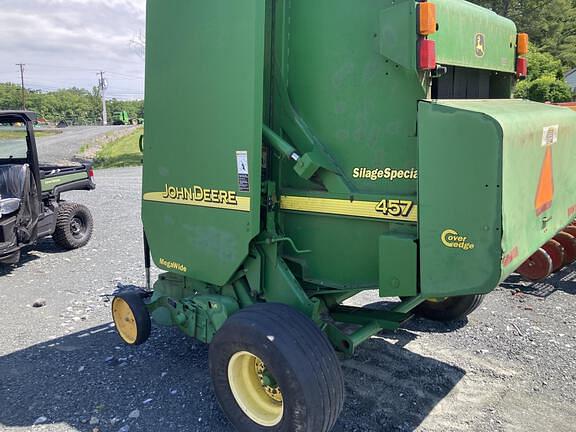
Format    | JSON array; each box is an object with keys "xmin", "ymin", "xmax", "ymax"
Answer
[
  {"xmin": 0, "ymin": 82, "xmax": 143, "ymax": 125},
  {"xmin": 513, "ymin": 49, "xmax": 573, "ymax": 102},
  {"xmin": 471, "ymin": 0, "xmax": 576, "ymax": 70}
]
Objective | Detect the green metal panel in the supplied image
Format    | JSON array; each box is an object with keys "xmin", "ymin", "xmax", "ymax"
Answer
[
  {"xmin": 142, "ymin": 0, "xmax": 265, "ymax": 286},
  {"xmin": 431, "ymin": 0, "xmax": 517, "ymax": 73},
  {"xmin": 379, "ymin": 234, "xmax": 418, "ymax": 297},
  {"xmin": 379, "ymin": 1, "xmax": 417, "ymax": 70},
  {"xmin": 41, "ymin": 172, "xmax": 88, "ymax": 192},
  {"xmin": 272, "ymin": 0, "xmax": 421, "ymax": 292},
  {"xmin": 419, "ymin": 99, "xmax": 576, "ymax": 297}
]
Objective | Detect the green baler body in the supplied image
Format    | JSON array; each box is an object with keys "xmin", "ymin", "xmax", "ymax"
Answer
[{"xmin": 141, "ymin": 0, "xmax": 576, "ymax": 348}]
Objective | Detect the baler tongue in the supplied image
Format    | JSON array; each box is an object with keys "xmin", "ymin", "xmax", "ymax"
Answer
[{"xmin": 419, "ymin": 99, "xmax": 576, "ymax": 296}]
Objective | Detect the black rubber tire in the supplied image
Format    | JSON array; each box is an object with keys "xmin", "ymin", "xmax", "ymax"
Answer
[
  {"xmin": 53, "ymin": 202, "xmax": 94, "ymax": 250},
  {"xmin": 412, "ymin": 295, "xmax": 486, "ymax": 322},
  {"xmin": 111, "ymin": 293, "xmax": 151, "ymax": 346},
  {"xmin": 209, "ymin": 303, "xmax": 344, "ymax": 432}
]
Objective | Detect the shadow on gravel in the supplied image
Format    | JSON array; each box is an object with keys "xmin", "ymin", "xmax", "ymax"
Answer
[
  {"xmin": 0, "ymin": 238, "xmax": 74, "ymax": 277},
  {"xmin": 501, "ymin": 265, "xmax": 576, "ymax": 298},
  {"xmin": 362, "ymin": 300, "xmax": 469, "ymax": 334},
  {"xmin": 0, "ymin": 321, "xmax": 464, "ymax": 432}
]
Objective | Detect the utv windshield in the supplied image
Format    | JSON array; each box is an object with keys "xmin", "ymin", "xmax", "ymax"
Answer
[{"xmin": 0, "ymin": 120, "xmax": 28, "ymax": 159}]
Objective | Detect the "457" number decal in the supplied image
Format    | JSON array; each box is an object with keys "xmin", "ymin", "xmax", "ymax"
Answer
[{"xmin": 375, "ymin": 199, "xmax": 414, "ymax": 218}]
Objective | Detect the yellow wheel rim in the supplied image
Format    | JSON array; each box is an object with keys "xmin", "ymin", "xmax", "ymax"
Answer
[
  {"xmin": 228, "ymin": 351, "xmax": 284, "ymax": 427},
  {"xmin": 427, "ymin": 297, "xmax": 448, "ymax": 304},
  {"xmin": 112, "ymin": 297, "xmax": 138, "ymax": 344}
]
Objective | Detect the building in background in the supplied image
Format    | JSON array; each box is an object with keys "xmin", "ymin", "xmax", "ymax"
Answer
[{"xmin": 566, "ymin": 68, "xmax": 576, "ymax": 100}]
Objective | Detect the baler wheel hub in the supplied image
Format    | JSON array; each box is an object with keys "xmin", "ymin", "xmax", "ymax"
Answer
[{"xmin": 227, "ymin": 351, "xmax": 284, "ymax": 427}]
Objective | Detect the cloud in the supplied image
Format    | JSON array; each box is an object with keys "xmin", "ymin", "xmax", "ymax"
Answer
[{"xmin": 0, "ymin": 0, "xmax": 146, "ymax": 99}]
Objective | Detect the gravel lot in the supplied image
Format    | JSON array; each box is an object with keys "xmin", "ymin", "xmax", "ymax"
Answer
[{"xmin": 1, "ymin": 166, "xmax": 575, "ymax": 432}]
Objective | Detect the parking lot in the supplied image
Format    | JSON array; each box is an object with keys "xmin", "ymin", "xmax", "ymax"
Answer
[{"xmin": 1, "ymin": 166, "xmax": 576, "ymax": 432}]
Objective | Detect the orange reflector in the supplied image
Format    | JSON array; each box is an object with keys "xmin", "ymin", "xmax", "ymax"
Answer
[
  {"xmin": 517, "ymin": 33, "xmax": 529, "ymax": 55},
  {"xmin": 418, "ymin": 2, "xmax": 437, "ymax": 36},
  {"xmin": 535, "ymin": 147, "xmax": 555, "ymax": 216}
]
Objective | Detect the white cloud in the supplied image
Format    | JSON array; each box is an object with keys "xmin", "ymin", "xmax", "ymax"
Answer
[{"xmin": 0, "ymin": 0, "xmax": 146, "ymax": 99}]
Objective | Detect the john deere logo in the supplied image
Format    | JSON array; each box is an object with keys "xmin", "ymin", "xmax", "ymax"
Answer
[{"xmin": 475, "ymin": 33, "xmax": 486, "ymax": 57}]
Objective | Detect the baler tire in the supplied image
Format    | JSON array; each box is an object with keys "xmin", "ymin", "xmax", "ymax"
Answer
[
  {"xmin": 53, "ymin": 202, "xmax": 94, "ymax": 250},
  {"xmin": 111, "ymin": 293, "xmax": 151, "ymax": 346},
  {"xmin": 412, "ymin": 295, "xmax": 485, "ymax": 322},
  {"xmin": 209, "ymin": 303, "xmax": 344, "ymax": 432}
]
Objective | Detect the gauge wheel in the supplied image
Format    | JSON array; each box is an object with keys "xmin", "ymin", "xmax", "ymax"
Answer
[
  {"xmin": 209, "ymin": 303, "xmax": 344, "ymax": 432},
  {"xmin": 410, "ymin": 294, "xmax": 486, "ymax": 322},
  {"xmin": 53, "ymin": 202, "xmax": 94, "ymax": 250},
  {"xmin": 111, "ymin": 293, "xmax": 151, "ymax": 346}
]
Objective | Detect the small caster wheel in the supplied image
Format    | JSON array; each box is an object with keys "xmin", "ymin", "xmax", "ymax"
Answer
[
  {"xmin": 410, "ymin": 295, "xmax": 485, "ymax": 322},
  {"xmin": 112, "ymin": 292, "xmax": 151, "ymax": 345}
]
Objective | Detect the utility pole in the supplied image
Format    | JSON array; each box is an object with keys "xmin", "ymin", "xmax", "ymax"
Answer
[
  {"xmin": 16, "ymin": 63, "xmax": 26, "ymax": 110},
  {"xmin": 98, "ymin": 71, "xmax": 108, "ymax": 126}
]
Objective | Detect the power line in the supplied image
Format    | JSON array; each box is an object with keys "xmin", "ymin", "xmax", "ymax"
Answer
[{"xmin": 22, "ymin": 63, "xmax": 144, "ymax": 80}]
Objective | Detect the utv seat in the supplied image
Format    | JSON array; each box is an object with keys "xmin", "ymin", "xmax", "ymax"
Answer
[{"xmin": 0, "ymin": 164, "xmax": 28, "ymax": 216}]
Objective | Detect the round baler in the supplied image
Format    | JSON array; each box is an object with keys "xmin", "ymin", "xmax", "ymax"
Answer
[{"xmin": 111, "ymin": 1, "xmax": 576, "ymax": 430}]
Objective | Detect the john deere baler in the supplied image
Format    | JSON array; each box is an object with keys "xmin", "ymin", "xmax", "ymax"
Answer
[{"xmin": 111, "ymin": 1, "xmax": 576, "ymax": 431}]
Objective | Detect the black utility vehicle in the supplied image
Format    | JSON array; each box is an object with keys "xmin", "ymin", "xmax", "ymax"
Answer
[{"xmin": 0, "ymin": 111, "xmax": 95, "ymax": 264}]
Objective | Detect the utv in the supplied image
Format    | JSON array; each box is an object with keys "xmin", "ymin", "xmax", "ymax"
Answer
[{"xmin": 0, "ymin": 111, "xmax": 95, "ymax": 265}]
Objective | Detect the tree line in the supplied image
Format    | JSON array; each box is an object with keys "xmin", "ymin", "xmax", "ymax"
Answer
[
  {"xmin": 0, "ymin": 82, "xmax": 144, "ymax": 125},
  {"xmin": 471, "ymin": 0, "xmax": 576, "ymax": 101}
]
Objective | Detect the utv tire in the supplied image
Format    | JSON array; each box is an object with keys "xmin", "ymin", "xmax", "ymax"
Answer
[
  {"xmin": 412, "ymin": 295, "xmax": 486, "ymax": 322},
  {"xmin": 111, "ymin": 293, "xmax": 151, "ymax": 346},
  {"xmin": 53, "ymin": 202, "xmax": 94, "ymax": 250},
  {"xmin": 209, "ymin": 303, "xmax": 344, "ymax": 432}
]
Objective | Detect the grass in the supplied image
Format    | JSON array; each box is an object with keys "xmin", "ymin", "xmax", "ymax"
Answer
[
  {"xmin": 0, "ymin": 129, "xmax": 62, "ymax": 139},
  {"xmin": 94, "ymin": 127, "xmax": 144, "ymax": 168}
]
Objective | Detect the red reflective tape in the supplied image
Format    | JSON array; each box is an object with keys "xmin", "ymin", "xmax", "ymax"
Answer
[{"xmin": 502, "ymin": 247, "xmax": 519, "ymax": 268}]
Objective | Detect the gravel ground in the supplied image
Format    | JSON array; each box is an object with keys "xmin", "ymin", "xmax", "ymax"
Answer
[
  {"xmin": 0, "ymin": 166, "xmax": 575, "ymax": 432},
  {"xmin": 36, "ymin": 126, "xmax": 131, "ymax": 164}
]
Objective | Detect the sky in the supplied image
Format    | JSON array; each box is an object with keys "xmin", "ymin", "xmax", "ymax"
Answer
[{"xmin": 0, "ymin": 0, "xmax": 146, "ymax": 100}]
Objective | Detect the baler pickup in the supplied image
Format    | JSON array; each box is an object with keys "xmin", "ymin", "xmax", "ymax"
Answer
[{"xmin": 419, "ymin": 99, "xmax": 576, "ymax": 295}]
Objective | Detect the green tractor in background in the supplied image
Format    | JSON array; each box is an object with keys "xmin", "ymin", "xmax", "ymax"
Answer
[
  {"xmin": 110, "ymin": 1, "xmax": 576, "ymax": 431},
  {"xmin": 111, "ymin": 111, "xmax": 143, "ymax": 126}
]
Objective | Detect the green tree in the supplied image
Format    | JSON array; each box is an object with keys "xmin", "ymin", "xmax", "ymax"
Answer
[
  {"xmin": 513, "ymin": 49, "xmax": 572, "ymax": 102},
  {"xmin": 0, "ymin": 82, "xmax": 143, "ymax": 125},
  {"xmin": 471, "ymin": 0, "xmax": 576, "ymax": 69}
]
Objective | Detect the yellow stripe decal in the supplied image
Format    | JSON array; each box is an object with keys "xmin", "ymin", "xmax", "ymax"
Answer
[
  {"xmin": 144, "ymin": 192, "xmax": 251, "ymax": 212},
  {"xmin": 280, "ymin": 196, "xmax": 418, "ymax": 222}
]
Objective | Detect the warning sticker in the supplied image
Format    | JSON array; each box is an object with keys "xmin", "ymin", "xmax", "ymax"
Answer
[
  {"xmin": 542, "ymin": 125, "xmax": 559, "ymax": 147},
  {"xmin": 236, "ymin": 151, "xmax": 250, "ymax": 192}
]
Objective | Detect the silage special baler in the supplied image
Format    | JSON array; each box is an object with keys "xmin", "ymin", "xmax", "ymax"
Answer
[{"xmin": 111, "ymin": 1, "xmax": 576, "ymax": 430}]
